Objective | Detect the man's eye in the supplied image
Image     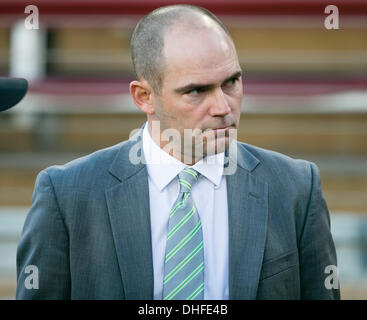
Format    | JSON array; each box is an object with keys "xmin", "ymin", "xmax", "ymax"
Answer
[
  {"xmin": 187, "ymin": 88, "xmax": 203, "ymax": 95},
  {"xmin": 224, "ymin": 78, "xmax": 238, "ymax": 87}
]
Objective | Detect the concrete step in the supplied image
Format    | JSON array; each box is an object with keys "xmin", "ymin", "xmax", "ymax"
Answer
[{"xmin": 34, "ymin": 26, "xmax": 367, "ymax": 75}]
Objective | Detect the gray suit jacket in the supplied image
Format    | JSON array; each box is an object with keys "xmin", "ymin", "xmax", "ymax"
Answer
[{"xmin": 16, "ymin": 133, "xmax": 340, "ymax": 299}]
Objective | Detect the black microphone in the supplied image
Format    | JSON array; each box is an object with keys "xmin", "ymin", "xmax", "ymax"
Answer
[{"xmin": 0, "ymin": 77, "xmax": 28, "ymax": 112}]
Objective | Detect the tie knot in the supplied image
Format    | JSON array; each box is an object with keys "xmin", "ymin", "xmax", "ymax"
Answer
[{"xmin": 178, "ymin": 168, "xmax": 199, "ymax": 193}]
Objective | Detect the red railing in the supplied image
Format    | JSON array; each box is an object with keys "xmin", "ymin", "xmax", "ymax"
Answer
[{"xmin": 1, "ymin": 0, "xmax": 367, "ymax": 17}]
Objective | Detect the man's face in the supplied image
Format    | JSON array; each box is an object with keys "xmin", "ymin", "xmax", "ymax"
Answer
[{"xmin": 151, "ymin": 21, "xmax": 243, "ymax": 161}]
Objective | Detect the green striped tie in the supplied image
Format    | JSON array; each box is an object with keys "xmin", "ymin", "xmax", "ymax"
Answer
[{"xmin": 163, "ymin": 168, "xmax": 204, "ymax": 300}]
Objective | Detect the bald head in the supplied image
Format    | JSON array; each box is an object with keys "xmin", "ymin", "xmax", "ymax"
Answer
[{"xmin": 130, "ymin": 4, "xmax": 234, "ymax": 95}]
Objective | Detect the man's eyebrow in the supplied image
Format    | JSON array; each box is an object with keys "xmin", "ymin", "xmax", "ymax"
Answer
[{"xmin": 173, "ymin": 70, "xmax": 243, "ymax": 94}]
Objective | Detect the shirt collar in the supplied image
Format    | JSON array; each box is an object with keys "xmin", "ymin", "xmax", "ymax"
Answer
[{"xmin": 142, "ymin": 122, "xmax": 224, "ymax": 192}]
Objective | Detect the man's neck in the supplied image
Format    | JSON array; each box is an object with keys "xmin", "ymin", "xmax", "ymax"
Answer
[{"xmin": 147, "ymin": 121, "xmax": 204, "ymax": 165}]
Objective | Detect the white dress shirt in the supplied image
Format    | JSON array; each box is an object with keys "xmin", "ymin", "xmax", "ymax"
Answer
[{"xmin": 142, "ymin": 123, "xmax": 229, "ymax": 300}]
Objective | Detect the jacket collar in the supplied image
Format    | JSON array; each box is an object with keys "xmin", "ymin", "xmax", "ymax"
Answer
[{"xmin": 107, "ymin": 128, "xmax": 267, "ymax": 300}]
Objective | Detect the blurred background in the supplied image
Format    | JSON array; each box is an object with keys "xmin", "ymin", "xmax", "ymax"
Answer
[{"xmin": 0, "ymin": 0, "xmax": 366, "ymax": 299}]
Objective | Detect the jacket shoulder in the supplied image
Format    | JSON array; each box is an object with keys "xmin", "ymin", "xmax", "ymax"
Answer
[
  {"xmin": 238, "ymin": 142, "xmax": 317, "ymax": 187},
  {"xmin": 40, "ymin": 139, "xmax": 133, "ymax": 189},
  {"xmin": 239, "ymin": 142, "xmax": 312, "ymax": 171}
]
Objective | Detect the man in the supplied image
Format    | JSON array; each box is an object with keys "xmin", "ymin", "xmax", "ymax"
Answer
[
  {"xmin": 0, "ymin": 77, "xmax": 28, "ymax": 112},
  {"xmin": 16, "ymin": 5, "xmax": 340, "ymax": 299}
]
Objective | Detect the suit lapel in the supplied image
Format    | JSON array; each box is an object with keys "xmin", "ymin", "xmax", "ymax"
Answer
[
  {"xmin": 226, "ymin": 142, "xmax": 268, "ymax": 299},
  {"xmin": 105, "ymin": 132, "xmax": 154, "ymax": 299},
  {"xmin": 104, "ymin": 132, "xmax": 268, "ymax": 300}
]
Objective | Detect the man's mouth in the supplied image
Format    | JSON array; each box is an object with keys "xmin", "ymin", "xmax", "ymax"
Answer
[
  {"xmin": 202, "ymin": 125, "xmax": 236, "ymax": 139},
  {"xmin": 204, "ymin": 124, "xmax": 234, "ymax": 131}
]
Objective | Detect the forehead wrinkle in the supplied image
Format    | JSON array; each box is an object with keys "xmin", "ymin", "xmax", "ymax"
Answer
[
  {"xmin": 173, "ymin": 69, "xmax": 242, "ymax": 95},
  {"xmin": 161, "ymin": 20, "xmax": 239, "ymax": 93},
  {"xmin": 173, "ymin": 57, "xmax": 240, "ymax": 83},
  {"xmin": 163, "ymin": 33, "xmax": 237, "ymax": 74}
]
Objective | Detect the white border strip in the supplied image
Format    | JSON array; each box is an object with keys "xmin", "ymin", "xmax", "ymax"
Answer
[{"xmin": 7, "ymin": 90, "xmax": 367, "ymax": 115}]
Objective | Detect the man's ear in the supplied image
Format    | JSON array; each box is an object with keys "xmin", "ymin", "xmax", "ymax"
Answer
[{"xmin": 129, "ymin": 80, "xmax": 155, "ymax": 115}]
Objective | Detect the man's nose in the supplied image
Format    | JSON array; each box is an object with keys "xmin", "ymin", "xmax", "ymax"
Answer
[{"xmin": 208, "ymin": 88, "xmax": 231, "ymax": 116}]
